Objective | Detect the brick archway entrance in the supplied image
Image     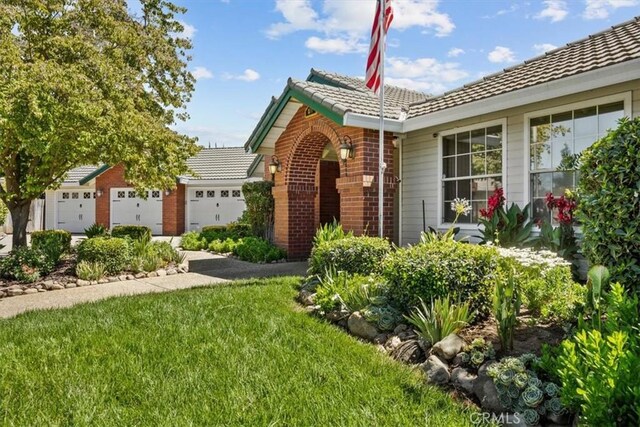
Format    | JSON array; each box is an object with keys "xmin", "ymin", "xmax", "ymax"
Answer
[{"xmin": 271, "ymin": 106, "xmax": 396, "ymax": 260}]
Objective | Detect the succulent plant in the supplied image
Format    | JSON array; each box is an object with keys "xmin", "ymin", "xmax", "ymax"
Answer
[
  {"xmin": 514, "ymin": 372, "xmax": 529, "ymax": 389},
  {"xmin": 498, "ymin": 393, "xmax": 513, "ymax": 408},
  {"xmin": 527, "ymin": 375, "xmax": 543, "ymax": 388},
  {"xmin": 497, "ymin": 368, "xmax": 516, "ymax": 386},
  {"xmin": 519, "ymin": 353, "xmax": 538, "ymax": 366},
  {"xmin": 462, "ymin": 338, "xmax": 495, "ymax": 369},
  {"xmin": 507, "ymin": 384, "xmax": 521, "ymax": 399},
  {"xmin": 470, "ymin": 350, "xmax": 485, "ymax": 366},
  {"xmin": 459, "ymin": 352, "xmax": 470, "ymax": 364},
  {"xmin": 545, "ymin": 397, "xmax": 566, "ymax": 415},
  {"xmin": 522, "ymin": 385, "xmax": 545, "ymax": 408},
  {"xmin": 536, "ymin": 403, "xmax": 547, "ymax": 415},
  {"xmin": 521, "ymin": 408, "xmax": 540, "ymax": 426},
  {"xmin": 544, "ymin": 381, "xmax": 560, "ymax": 398}
]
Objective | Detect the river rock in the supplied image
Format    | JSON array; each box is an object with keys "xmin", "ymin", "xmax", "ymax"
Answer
[
  {"xmin": 432, "ymin": 333, "xmax": 465, "ymax": 360},
  {"xmin": 347, "ymin": 312, "xmax": 379, "ymax": 341}
]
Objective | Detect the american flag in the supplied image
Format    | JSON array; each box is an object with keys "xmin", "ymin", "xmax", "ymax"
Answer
[{"xmin": 365, "ymin": 0, "xmax": 394, "ymax": 94}]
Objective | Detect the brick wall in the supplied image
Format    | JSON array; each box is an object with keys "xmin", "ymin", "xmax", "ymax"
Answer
[
  {"xmin": 94, "ymin": 165, "xmax": 185, "ymax": 235},
  {"xmin": 271, "ymin": 105, "xmax": 396, "ymax": 259}
]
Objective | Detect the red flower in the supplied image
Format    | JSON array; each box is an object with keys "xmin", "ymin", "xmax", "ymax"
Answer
[
  {"xmin": 544, "ymin": 192, "xmax": 576, "ymax": 225},
  {"xmin": 481, "ymin": 187, "xmax": 505, "ymax": 219}
]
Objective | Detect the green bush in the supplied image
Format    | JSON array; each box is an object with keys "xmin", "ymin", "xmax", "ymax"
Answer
[
  {"xmin": 312, "ymin": 221, "xmax": 353, "ymax": 247},
  {"xmin": 200, "ymin": 223, "xmax": 252, "ymax": 243},
  {"xmin": 241, "ymin": 181, "xmax": 274, "ymax": 239},
  {"xmin": 226, "ymin": 222, "xmax": 252, "ymax": 239},
  {"xmin": 383, "ymin": 240, "xmax": 499, "ymax": 317},
  {"xmin": 31, "ymin": 229, "xmax": 72, "ymax": 263},
  {"xmin": 0, "ymin": 246, "xmax": 54, "ymax": 283},
  {"xmin": 308, "ymin": 236, "xmax": 391, "ymax": 277},
  {"xmin": 84, "ymin": 223, "xmax": 109, "ymax": 239},
  {"xmin": 208, "ymin": 238, "xmax": 239, "ymax": 254},
  {"xmin": 111, "ymin": 225, "xmax": 152, "ymax": 241},
  {"xmin": 180, "ymin": 231, "xmax": 205, "ymax": 251},
  {"xmin": 578, "ymin": 116, "xmax": 640, "ymax": 290},
  {"xmin": 315, "ymin": 272, "xmax": 386, "ymax": 313},
  {"xmin": 77, "ymin": 237, "xmax": 131, "ymax": 275},
  {"xmin": 149, "ymin": 241, "xmax": 180, "ymax": 264},
  {"xmin": 555, "ymin": 282, "xmax": 639, "ymax": 426},
  {"xmin": 232, "ymin": 237, "xmax": 286, "ymax": 263},
  {"xmin": 75, "ymin": 261, "xmax": 106, "ymax": 281}
]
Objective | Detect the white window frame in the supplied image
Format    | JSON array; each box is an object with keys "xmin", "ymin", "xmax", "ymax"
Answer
[
  {"xmin": 523, "ymin": 92, "xmax": 632, "ymax": 213},
  {"xmin": 438, "ymin": 118, "xmax": 508, "ymax": 230}
]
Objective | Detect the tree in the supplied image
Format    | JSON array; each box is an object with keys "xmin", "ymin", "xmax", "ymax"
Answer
[{"xmin": 0, "ymin": 0, "xmax": 200, "ymax": 247}]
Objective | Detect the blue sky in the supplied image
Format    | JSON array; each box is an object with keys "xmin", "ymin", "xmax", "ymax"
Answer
[{"xmin": 168, "ymin": 0, "xmax": 639, "ymax": 147}]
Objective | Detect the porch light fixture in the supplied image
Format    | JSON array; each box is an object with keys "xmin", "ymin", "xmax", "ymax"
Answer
[
  {"xmin": 339, "ymin": 136, "xmax": 354, "ymax": 163},
  {"xmin": 96, "ymin": 188, "xmax": 104, "ymax": 198},
  {"xmin": 269, "ymin": 156, "xmax": 281, "ymax": 177},
  {"xmin": 164, "ymin": 189, "xmax": 172, "ymax": 196}
]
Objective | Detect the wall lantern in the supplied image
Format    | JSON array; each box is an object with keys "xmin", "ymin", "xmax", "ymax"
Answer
[
  {"xmin": 96, "ymin": 188, "xmax": 104, "ymax": 198},
  {"xmin": 269, "ymin": 156, "xmax": 281, "ymax": 177},
  {"xmin": 339, "ymin": 136, "xmax": 354, "ymax": 163},
  {"xmin": 164, "ymin": 189, "xmax": 172, "ymax": 196}
]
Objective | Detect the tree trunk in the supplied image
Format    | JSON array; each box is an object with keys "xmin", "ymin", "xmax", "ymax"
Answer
[{"xmin": 8, "ymin": 201, "xmax": 31, "ymax": 249}]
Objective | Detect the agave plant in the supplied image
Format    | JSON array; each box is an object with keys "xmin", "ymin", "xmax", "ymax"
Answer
[{"xmin": 404, "ymin": 296, "xmax": 475, "ymax": 346}]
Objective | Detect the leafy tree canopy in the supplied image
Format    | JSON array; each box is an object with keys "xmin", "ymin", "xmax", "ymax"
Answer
[{"xmin": 0, "ymin": 0, "xmax": 200, "ymax": 246}]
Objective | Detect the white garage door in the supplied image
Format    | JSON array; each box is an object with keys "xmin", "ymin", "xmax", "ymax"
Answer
[
  {"xmin": 188, "ymin": 187, "xmax": 246, "ymax": 231},
  {"xmin": 56, "ymin": 190, "xmax": 96, "ymax": 233},
  {"xmin": 111, "ymin": 188, "xmax": 163, "ymax": 235}
]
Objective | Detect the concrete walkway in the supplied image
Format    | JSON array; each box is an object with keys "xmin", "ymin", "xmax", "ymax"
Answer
[{"xmin": 0, "ymin": 253, "xmax": 308, "ymax": 319}]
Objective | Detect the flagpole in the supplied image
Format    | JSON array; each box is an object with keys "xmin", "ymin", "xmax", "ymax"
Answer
[{"xmin": 377, "ymin": 0, "xmax": 385, "ymax": 238}]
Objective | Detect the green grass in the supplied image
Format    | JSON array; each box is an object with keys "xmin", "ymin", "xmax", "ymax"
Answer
[{"xmin": 0, "ymin": 277, "xmax": 479, "ymax": 426}]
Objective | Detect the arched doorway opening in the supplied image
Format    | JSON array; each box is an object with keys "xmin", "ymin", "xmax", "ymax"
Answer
[{"xmin": 317, "ymin": 143, "xmax": 340, "ymax": 226}]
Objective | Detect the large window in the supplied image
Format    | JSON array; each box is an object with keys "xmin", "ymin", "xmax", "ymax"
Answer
[
  {"xmin": 529, "ymin": 100, "xmax": 624, "ymax": 223},
  {"xmin": 441, "ymin": 123, "xmax": 503, "ymax": 224}
]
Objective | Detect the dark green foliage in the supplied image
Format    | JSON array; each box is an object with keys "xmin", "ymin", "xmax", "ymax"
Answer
[
  {"xmin": 226, "ymin": 222, "xmax": 252, "ymax": 238},
  {"xmin": 84, "ymin": 223, "xmax": 109, "ymax": 239},
  {"xmin": 232, "ymin": 237, "xmax": 286, "ymax": 263},
  {"xmin": 0, "ymin": 246, "xmax": 54, "ymax": 283},
  {"xmin": 493, "ymin": 268, "xmax": 520, "ymax": 351},
  {"xmin": 30, "ymin": 229, "xmax": 72, "ymax": 264},
  {"xmin": 312, "ymin": 221, "xmax": 353, "ymax": 247},
  {"xmin": 77, "ymin": 237, "xmax": 131, "ymax": 275},
  {"xmin": 180, "ymin": 231, "xmax": 205, "ymax": 251},
  {"xmin": 111, "ymin": 225, "xmax": 152, "ymax": 241},
  {"xmin": 308, "ymin": 236, "xmax": 391, "ymax": 277},
  {"xmin": 578, "ymin": 117, "xmax": 640, "ymax": 290},
  {"xmin": 200, "ymin": 223, "xmax": 252, "ymax": 243},
  {"xmin": 555, "ymin": 282, "xmax": 640, "ymax": 426},
  {"xmin": 241, "ymin": 181, "xmax": 274, "ymax": 240},
  {"xmin": 477, "ymin": 203, "xmax": 533, "ymax": 247},
  {"xmin": 382, "ymin": 240, "xmax": 500, "ymax": 318}
]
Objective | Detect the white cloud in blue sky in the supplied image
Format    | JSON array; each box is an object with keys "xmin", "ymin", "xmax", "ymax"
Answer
[
  {"xmin": 487, "ymin": 46, "xmax": 517, "ymax": 63},
  {"xmin": 583, "ymin": 0, "xmax": 639, "ymax": 20},
  {"xmin": 535, "ymin": 0, "xmax": 569, "ymax": 22}
]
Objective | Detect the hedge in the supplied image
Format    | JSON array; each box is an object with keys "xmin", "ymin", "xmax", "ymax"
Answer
[
  {"xmin": 77, "ymin": 237, "xmax": 131, "ymax": 275},
  {"xmin": 111, "ymin": 225, "xmax": 152, "ymax": 241},
  {"xmin": 309, "ymin": 236, "xmax": 391, "ymax": 277},
  {"xmin": 31, "ymin": 229, "xmax": 72, "ymax": 263}
]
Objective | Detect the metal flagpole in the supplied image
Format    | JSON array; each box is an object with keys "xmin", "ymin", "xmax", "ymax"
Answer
[{"xmin": 378, "ymin": 0, "xmax": 385, "ymax": 238}]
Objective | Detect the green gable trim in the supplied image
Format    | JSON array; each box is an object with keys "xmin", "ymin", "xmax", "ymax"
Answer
[
  {"xmin": 78, "ymin": 164, "xmax": 110, "ymax": 185},
  {"xmin": 246, "ymin": 154, "xmax": 264, "ymax": 177},
  {"xmin": 247, "ymin": 87, "xmax": 344, "ymax": 153}
]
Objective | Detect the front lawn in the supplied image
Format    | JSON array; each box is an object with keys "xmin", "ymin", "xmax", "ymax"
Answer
[{"xmin": 0, "ymin": 277, "xmax": 477, "ymax": 426}]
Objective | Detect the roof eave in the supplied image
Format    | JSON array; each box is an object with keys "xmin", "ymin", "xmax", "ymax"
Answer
[
  {"xmin": 343, "ymin": 112, "xmax": 404, "ymax": 133},
  {"xmin": 78, "ymin": 164, "xmax": 110, "ymax": 185},
  {"xmin": 403, "ymin": 58, "xmax": 640, "ymax": 132},
  {"xmin": 246, "ymin": 154, "xmax": 264, "ymax": 177}
]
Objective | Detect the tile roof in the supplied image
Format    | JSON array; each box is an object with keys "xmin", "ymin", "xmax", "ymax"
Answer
[
  {"xmin": 63, "ymin": 165, "xmax": 103, "ymax": 184},
  {"xmin": 407, "ymin": 17, "xmax": 640, "ymax": 118},
  {"xmin": 184, "ymin": 147, "xmax": 261, "ymax": 180}
]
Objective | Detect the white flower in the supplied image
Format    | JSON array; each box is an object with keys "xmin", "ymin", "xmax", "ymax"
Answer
[{"xmin": 451, "ymin": 198, "xmax": 471, "ymax": 216}]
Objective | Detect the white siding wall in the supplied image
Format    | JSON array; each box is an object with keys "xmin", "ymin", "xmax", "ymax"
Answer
[
  {"xmin": 44, "ymin": 190, "xmax": 56, "ymax": 230},
  {"xmin": 401, "ymin": 79, "xmax": 640, "ymax": 245}
]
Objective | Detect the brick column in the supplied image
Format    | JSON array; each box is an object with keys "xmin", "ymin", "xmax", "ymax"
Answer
[
  {"xmin": 273, "ymin": 183, "xmax": 317, "ymax": 260},
  {"xmin": 162, "ymin": 183, "xmax": 186, "ymax": 236}
]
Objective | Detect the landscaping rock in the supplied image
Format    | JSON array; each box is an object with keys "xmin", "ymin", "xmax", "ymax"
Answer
[
  {"xmin": 390, "ymin": 339, "xmax": 425, "ymax": 364},
  {"xmin": 432, "ymin": 333, "xmax": 465, "ymax": 360},
  {"xmin": 179, "ymin": 263, "xmax": 189, "ymax": 273},
  {"xmin": 43, "ymin": 280, "xmax": 55, "ymax": 290},
  {"xmin": 347, "ymin": 312, "xmax": 379, "ymax": 341},
  {"xmin": 65, "ymin": 283, "xmax": 77, "ymax": 289},
  {"xmin": 147, "ymin": 272, "xmax": 158, "ymax": 278},
  {"xmin": 385, "ymin": 335, "xmax": 402, "ymax": 352},
  {"xmin": 77, "ymin": 279, "xmax": 90, "ymax": 287},
  {"xmin": 119, "ymin": 275, "xmax": 128, "ymax": 281},
  {"xmin": 452, "ymin": 353, "xmax": 464, "ymax": 367},
  {"xmin": 473, "ymin": 374, "xmax": 505, "ymax": 414},
  {"xmin": 8, "ymin": 288, "xmax": 24, "ymax": 296},
  {"xmin": 38, "ymin": 288, "xmax": 46, "ymax": 292},
  {"xmin": 98, "ymin": 279, "xmax": 108, "ymax": 284},
  {"xmin": 90, "ymin": 280, "xmax": 98, "ymax": 285},
  {"xmin": 23, "ymin": 288, "xmax": 38, "ymax": 295},
  {"xmin": 373, "ymin": 333, "xmax": 389, "ymax": 345},
  {"xmin": 393, "ymin": 324, "xmax": 409, "ymax": 334},
  {"xmin": 126, "ymin": 275, "xmax": 135, "ymax": 280},
  {"xmin": 166, "ymin": 268, "xmax": 177, "ymax": 276},
  {"xmin": 451, "ymin": 367, "xmax": 476, "ymax": 395},
  {"xmin": 50, "ymin": 284, "xmax": 64, "ymax": 290},
  {"xmin": 157, "ymin": 269, "xmax": 167, "ymax": 277},
  {"xmin": 134, "ymin": 273, "xmax": 145, "ymax": 279},
  {"xmin": 298, "ymin": 290, "xmax": 316, "ymax": 306},
  {"xmin": 421, "ymin": 355, "xmax": 450, "ymax": 385},
  {"xmin": 547, "ymin": 412, "xmax": 571, "ymax": 425},
  {"xmin": 35, "ymin": 284, "xmax": 43, "ymax": 290},
  {"xmin": 397, "ymin": 330, "xmax": 418, "ymax": 341},
  {"xmin": 326, "ymin": 309, "xmax": 349, "ymax": 322},
  {"xmin": 108, "ymin": 277, "xmax": 119, "ymax": 282}
]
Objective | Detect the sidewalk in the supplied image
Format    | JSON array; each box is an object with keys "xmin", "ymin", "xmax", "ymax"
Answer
[{"xmin": 0, "ymin": 272, "xmax": 228, "ymax": 319}]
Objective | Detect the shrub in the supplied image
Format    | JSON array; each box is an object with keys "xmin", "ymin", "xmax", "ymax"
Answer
[
  {"xmin": 76, "ymin": 237, "xmax": 131, "ymax": 275},
  {"xmin": 149, "ymin": 241, "xmax": 180, "ymax": 264},
  {"xmin": 31, "ymin": 229, "xmax": 72, "ymax": 264},
  {"xmin": 226, "ymin": 222, "xmax": 252, "ymax": 239},
  {"xmin": 180, "ymin": 231, "xmax": 205, "ymax": 251},
  {"xmin": 530, "ymin": 191, "xmax": 579, "ymax": 266},
  {"xmin": 312, "ymin": 221, "xmax": 353, "ymax": 247},
  {"xmin": 0, "ymin": 246, "xmax": 54, "ymax": 283},
  {"xmin": 315, "ymin": 271, "xmax": 386, "ymax": 313},
  {"xmin": 241, "ymin": 181, "xmax": 274, "ymax": 240},
  {"xmin": 309, "ymin": 236, "xmax": 391, "ymax": 277},
  {"xmin": 383, "ymin": 240, "xmax": 499, "ymax": 317},
  {"xmin": 477, "ymin": 187, "xmax": 533, "ymax": 247},
  {"xmin": 142, "ymin": 253, "xmax": 163, "ymax": 272},
  {"xmin": 84, "ymin": 223, "xmax": 109, "ymax": 239},
  {"xmin": 555, "ymin": 282, "xmax": 639, "ymax": 426},
  {"xmin": 493, "ymin": 268, "xmax": 520, "ymax": 352},
  {"xmin": 75, "ymin": 261, "xmax": 106, "ymax": 281},
  {"xmin": 200, "ymin": 226, "xmax": 228, "ymax": 243},
  {"xmin": 578, "ymin": 116, "xmax": 640, "ymax": 289},
  {"xmin": 232, "ymin": 237, "xmax": 286, "ymax": 263},
  {"xmin": 208, "ymin": 238, "xmax": 238, "ymax": 254},
  {"xmin": 111, "ymin": 225, "xmax": 152, "ymax": 241},
  {"xmin": 404, "ymin": 296, "xmax": 474, "ymax": 346},
  {"xmin": 0, "ymin": 198, "xmax": 7, "ymax": 226}
]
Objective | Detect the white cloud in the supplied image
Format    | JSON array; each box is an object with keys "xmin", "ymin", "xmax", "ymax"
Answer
[
  {"xmin": 223, "ymin": 69, "xmax": 261, "ymax": 82},
  {"xmin": 488, "ymin": 46, "xmax": 516, "ymax": 63},
  {"xmin": 177, "ymin": 21, "xmax": 196, "ymax": 39},
  {"xmin": 191, "ymin": 66, "xmax": 213, "ymax": 80},
  {"xmin": 533, "ymin": 43, "xmax": 558, "ymax": 54},
  {"xmin": 447, "ymin": 47, "xmax": 465, "ymax": 57},
  {"xmin": 385, "ymin": 57, "xmax": 469, "ymax": 94},
  {"xmin": 305, "ymin": 36, "xmax": 366, "ymax": 54},
  {"xmin": 535, "ymin": 0, "xmax": 569, "ymax": 22},
  {"xmin": 583, "ymin": 0, "xmax": 638, "ymax": 19},
  {"xmin": 267, "ymin": 0, "xmax": 454, "ymax": 47}
]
